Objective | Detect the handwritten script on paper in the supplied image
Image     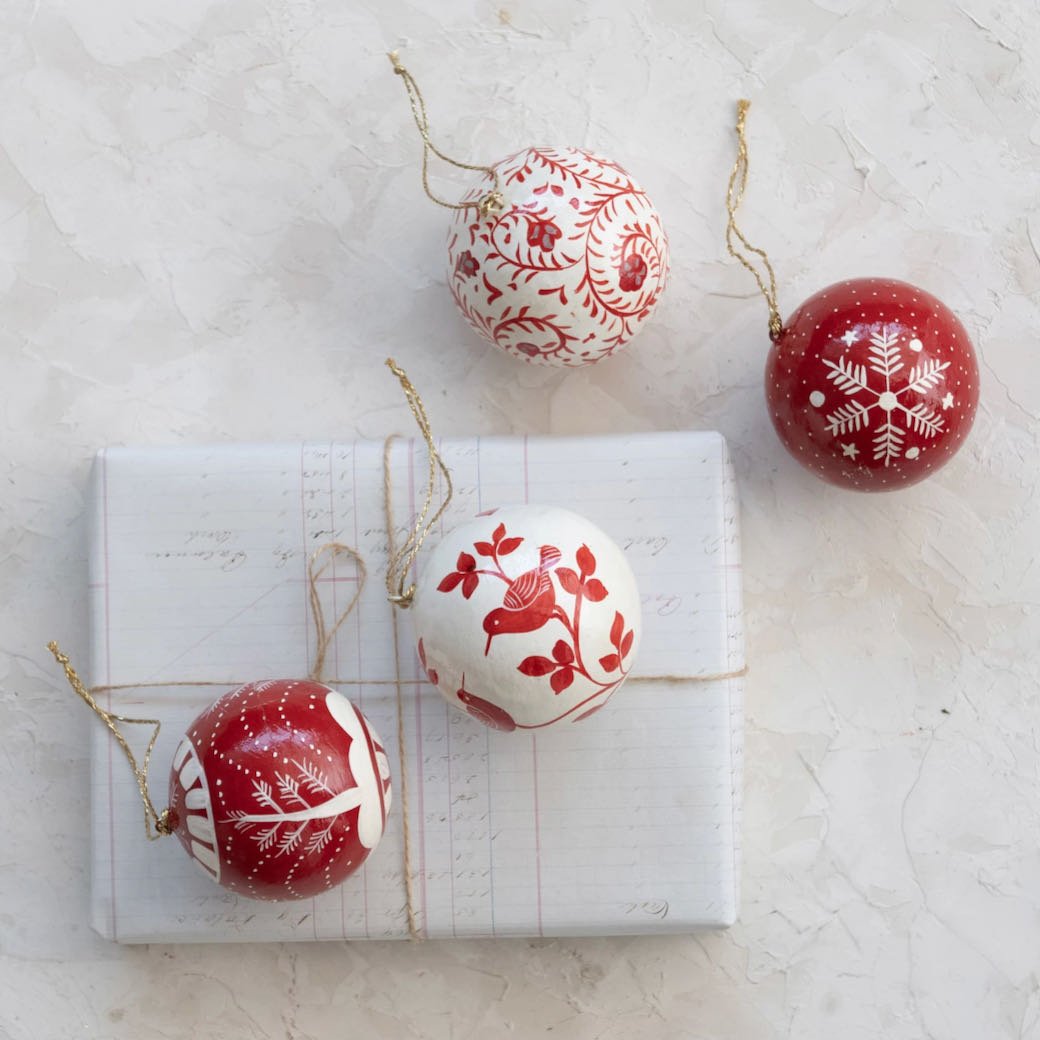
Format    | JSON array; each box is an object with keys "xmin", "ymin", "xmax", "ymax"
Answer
[{"xmin": 87, "ymin": 432, "xmax": 744, "ymax": 942}]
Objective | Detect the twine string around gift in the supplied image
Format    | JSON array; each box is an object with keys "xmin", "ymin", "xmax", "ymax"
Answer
[
  {"xmin": 382, "ymin": 356, "xmax": 457, "ymax": 940},
  {"xmin": 388, "ymin": 50, "xmax": 505, "ymax": 219},
  {"xmin": 726, "ymin": 99, "xmax": 784, "ymax": 342}
]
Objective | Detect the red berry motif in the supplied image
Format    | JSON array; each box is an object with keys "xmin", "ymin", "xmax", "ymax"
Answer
[
  {"xmin": 766, "ymin": 278, "xmax": 979, "ymax": 490},
  {"xmin": 167, "ymin": 679, "xmax": 391, "ymax": 901}
]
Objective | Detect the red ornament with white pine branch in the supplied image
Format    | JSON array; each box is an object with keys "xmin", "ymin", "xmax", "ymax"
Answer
[
  {"xmin": 168, "ymin": 679, "xmax": 391, "ymax": 900},
  {"xmin": 410, "ymin": 505, "xmax": 642, "ymax": 730},
  {"xmin": 767, "ymin": 277, "xmax": 979, "ymax": 490}
]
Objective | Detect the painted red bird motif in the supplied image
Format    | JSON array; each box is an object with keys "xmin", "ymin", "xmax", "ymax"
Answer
[{"xmin": 483, "ymin": 544, "xmax": 562, "ymax": 654}]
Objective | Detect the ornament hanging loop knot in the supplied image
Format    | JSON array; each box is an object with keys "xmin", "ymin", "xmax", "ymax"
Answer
[
  {"xmin": 388, "ymin": 50, "xmax": 505, "ymax": 219},
  {"xmin": 477, "ymin": 191, "xmax": 504, "ymax": 218},
  {"xmin": 726, "ymin": 98, "xmax": 784, "ymax": 343}
]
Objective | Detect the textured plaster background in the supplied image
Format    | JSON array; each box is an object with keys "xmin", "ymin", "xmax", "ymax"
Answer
[{"xmin": 1, "ymin": 1, "xmax": 1038, "ymax": 1037}]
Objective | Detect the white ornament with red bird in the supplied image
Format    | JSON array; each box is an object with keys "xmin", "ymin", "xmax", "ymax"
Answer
[{"xmin": 411, "ymin": 505, "xmax": 642, "ymax": 730}]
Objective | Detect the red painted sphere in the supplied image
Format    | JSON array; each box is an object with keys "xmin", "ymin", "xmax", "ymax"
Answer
[
  {"xmin": 765, "ymin": 277, "xmax": 979, "ymax": 491},
  {"xmin": 167, "ymin": 679, "xmax": 391, "ymax": 901}
]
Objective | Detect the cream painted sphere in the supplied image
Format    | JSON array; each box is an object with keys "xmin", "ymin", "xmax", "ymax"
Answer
[
  {"xmin": 411, "ymin": 505, "xmax": 642, "ymax": 730},
  {"xmin": 446, "ymin": 146, "xmax": 669, "ymax": 367}
]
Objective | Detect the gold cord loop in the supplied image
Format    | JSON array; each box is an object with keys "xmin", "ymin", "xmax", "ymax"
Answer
[
  {"xmin": 388, "ymin": 51, "xmax": 504, "ymax": 218},
  {"xmin": 383, "ymin": 358, "xmax": 454, "ymax": 609},
  {"xmin": 726, "ymin": 99, "xmax": 784, "ymax": 342},
  {"xmin": 47, "ymin": 642, "xmax": 172, "ymax": 840}
]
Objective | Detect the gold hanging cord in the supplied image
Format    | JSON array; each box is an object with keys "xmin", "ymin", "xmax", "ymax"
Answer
[
  {"xmin": 726, "ymin": 99, "xmax": 783, "ymax": 341},
  {"xmin": 383, "ymin": 358, "xmax": 454, "ymax": 608},
  {"xmin": 47, "ymin": 641, "xmax": 173, "ymax": 839},
  {"xmin": 388, "ymin": 51, "xmax": 504, "ymax": 219}
]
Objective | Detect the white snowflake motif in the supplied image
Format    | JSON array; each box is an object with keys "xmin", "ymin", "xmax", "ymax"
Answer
[{"xmin": 821, "ymin": 326, "xmax": 951, "ymax": 466}]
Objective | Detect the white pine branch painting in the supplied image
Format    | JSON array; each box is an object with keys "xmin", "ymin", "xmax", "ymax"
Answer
[
  {"xmin": 904, "ymin": 403, "xmax": 945, "ymax": 438},
  {"xmin": 872, "ymin": 421, "xmax": 905, "ymax": 465},
  {"xmin": 824, "ymin": 356, "xmax": 870, "ymax": 395},
  {"xmin": 824, "ymin": 400, "xmax": 870, "ymax": 435},
  {"xmin": 220, "ymin": 762, "xmax": 357, "ymax": 858},
  {"xmin": 868, "ymin": 328, "xmax": 904, "ymax": 380},
  {"xmin": 294, "ymin": 759, "xmax": 334, "ymax": 796},
  {"xmin": 904, "ymin": 359, "xmax": 951, "ymax": 394}
]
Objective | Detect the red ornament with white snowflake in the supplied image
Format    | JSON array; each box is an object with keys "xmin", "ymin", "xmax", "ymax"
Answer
[
  {"xmin": 766, "ymin": 278, "xmax": 979, "ymax": 490},
  {"xmin": 167, "ymin": 679, "xmax": 391, "ymax": 900},
  {"xmin": 411, "ymin": 505, "xmax": 642, "ymax": 730},
  {"xmin": 447, "ymin": 147, "xmax": 669, "ymax": 367}
]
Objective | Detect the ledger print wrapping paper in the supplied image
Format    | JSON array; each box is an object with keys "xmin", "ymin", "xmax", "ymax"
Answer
[{"xmin": 86, "ymin": 431, "xmax": 744, "ymax": 942}]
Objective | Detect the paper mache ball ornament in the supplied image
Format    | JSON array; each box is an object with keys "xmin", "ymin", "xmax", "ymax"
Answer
[
  {"xmin": 168, "ymin": 679, "xmax": 391, "ymax": 900},
  {"xmin": 410, "ymin": 505, "xmax": 642, "ymax": 730},
  {"xmin": 390, "ymin": 53, "xmax": 669, "ymax": 367}
]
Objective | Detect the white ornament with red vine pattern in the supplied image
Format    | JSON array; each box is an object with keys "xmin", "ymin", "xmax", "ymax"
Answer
[
  {"xmin": 447, "ymin": 147, "xmax": 669, "ymax": 368},
  {"xmin": 411, "ymin": 504, "xmax": 642, "ymax": 730}
]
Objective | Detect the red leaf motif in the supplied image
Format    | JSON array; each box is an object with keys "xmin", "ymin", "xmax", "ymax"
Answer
[
  {"xmin": 518, "ymin": 656, "xmax": 556, "ymax": 677},
  {"xmin": 461, "ymin": 572, "xmax": 480, "ymax": 600},
  {"xmin": 576, "ymin": 544, "xmax": 596, "ymax": 577},
  {"xmin": 574, "ymin": 701, "xmax": 607, "ymax": 722},
  {"xmin": 437, "ymin": 572, "xmax": 464, "ymax": 593},
  {"xmin": 550, "ymin": 667, "xmax": 575, "ymax": 694},
  {"xmin": 620, "ymin": 630, "xmax": 634, "ymax": 658},
  {"xmin": 556, "ymin": 567, "xmax": 581, "ymax": 595},
  {"xmin": 458, "ymin": 686, "xmax": 516, "ymax": 732},
  {"xmin": 475, "ymin": 541, "xmax": 496, "ymax": 557},
  {"xmin": 497, "ymin": 536, "xmax": 523, "ymax": 555},
  {"xmin": 552, "ymin": 640, "xmax": 574, "ymax": 665},
  {"xmin": 492, "ymin": 523, "xmax": 506, "ymax": 545},
  {"xmin": 610, "ymin": 611, "xmax": 625, "ymax": 648},
  {"xmin": 457, "ymin": 552, "xmax": 476, "ymax": 572},
  {"xmin": 583, "ymin": 578, "xmax": 608, "ymax": 602},
  {"xmin": 599, "ymin": 653, "xmax": 620, "ymax": 673}
]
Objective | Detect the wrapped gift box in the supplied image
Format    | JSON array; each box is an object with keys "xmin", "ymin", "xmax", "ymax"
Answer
[{"xmin": 86, "ymin": 431, "xmax": 744, "ymax": 942}]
